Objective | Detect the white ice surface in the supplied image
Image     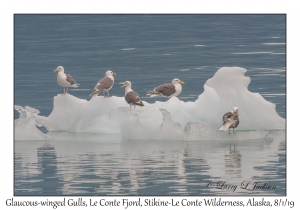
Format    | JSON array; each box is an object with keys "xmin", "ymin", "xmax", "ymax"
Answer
[
  {"xmin": 14, "ymin": 105, "xmax": 52, "ymax": 140},
  {"xmin": 15, "ymin": 67, "xmax": 285, "ymax": 140}
]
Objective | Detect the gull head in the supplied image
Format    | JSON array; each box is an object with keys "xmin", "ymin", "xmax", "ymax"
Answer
[
  {"xmin": 54, "ymin": 66, "xmax": 64, "ymax": 73},
  {"xmin": 172, "ymin": 78, "xmax": 185, "ymax": 85},
  {"xmin": 232, "ymin": 107, "xmax": 239, "ymax": 116},
  {"xmin": 119, "ymin": 81, "xmax": 132, "ymax": 88},
  {"xmin": 106, "ymin": 70, "xmax": 117, "ymax": 77}
]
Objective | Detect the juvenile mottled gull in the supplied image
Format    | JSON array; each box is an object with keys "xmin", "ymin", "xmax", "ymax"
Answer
[
  {"xmin": 120, "ymin": 81, "xmax": 144, "ymax": 109},
  {"xmin": 54, "ymin": 66, "xmax": 79, "ymax": 95},
  {"xmin": 89, "ymin": 70, "xmax": 117, "ymax": 97},
  {"xmin": 219, "ymin": 107, "xmax": 240, "ymax": 134},
  {"xmin": 147, "ymin": 78, "xmax": 185, "ymax": 98}
]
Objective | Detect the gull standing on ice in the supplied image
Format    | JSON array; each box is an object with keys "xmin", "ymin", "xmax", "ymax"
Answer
[
  {"xmin": 54, "ymin": 66, "xmax": 79, "ymax": 95},
  {"xmin": 219, "ymin": 107, "xmax": 240, "ymax": 134},
  {"xmin": 147, "ymin": 78, "xmax": 185, "ymax": 98},
  {"xmin": 120, "ymin": 81, "xmax": 144, "ymax": 109},
  {"xmin": 89, "ymin": 70, "xmax": 117, "ymax": 97}
]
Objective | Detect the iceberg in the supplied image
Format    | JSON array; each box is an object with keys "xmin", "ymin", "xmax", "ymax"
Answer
[
  {"xmin": 14, "ymin": 105, "xmax": 52, "ymax": 140},
  {"xmin": 192, "ymin": 67, "xmax": 285, "ymax": 130},
  {"xmin": 15, "ymin": 67, "xmax": 285, "ymax": 141}
]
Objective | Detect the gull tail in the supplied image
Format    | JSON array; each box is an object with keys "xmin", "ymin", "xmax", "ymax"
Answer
[
  {"xmin": 72, "ymin": 83, "xmax": 79, "ymax": 88},
  {"xmin": 138, "ymin": 101, "xmax": 145, "ymax": 107},
  {"xmin": 147, "ymin": 91, "xmax": 160, "ymax": 97},
  {"xmin": 89, "ymin": 90, "xmax": 100, "ymax": 97},
  {"xmin": 219, "ymin": 122, "xmax": 232, "ymax": 131}
]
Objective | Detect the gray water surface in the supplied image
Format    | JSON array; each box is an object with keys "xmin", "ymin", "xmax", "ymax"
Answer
[{"xmin": 15, "ymin": 131, "xmax": 285, "ymax": 196}]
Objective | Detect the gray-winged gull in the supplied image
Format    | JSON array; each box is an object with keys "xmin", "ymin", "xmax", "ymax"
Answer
[
  {"xmin": 147, "ymin": 78, "xmax": 185, "ymax": 98},
  {"xmin": 120, "ymin": 81, "xmax": 144, "ymax": 109},
  {"xmin": 89, "ymin": 70, "xmax": 117, "ymax": 97},
  {"xmin": 54, "ymin": 66, "xmax": 79, "ymax": 95},
  {"xmin": 219, "ymin": 107, "xmax": 240, "ymax": 134}
]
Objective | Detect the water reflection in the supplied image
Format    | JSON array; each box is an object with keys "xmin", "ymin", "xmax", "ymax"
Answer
[
  {"xmin": 15, "ymin": 131, "xmax": 285, "ymax": 195},
  {"xmin": 37, "ymin": 143, "xmax": 62, "ymax": 195},
  {"xmin": 224, "ymin": 145, "xmax": 242, "ymax": 178},
  {"xmin": 14, "ymin": 141, "xmax": 63, "ymax": 195}
]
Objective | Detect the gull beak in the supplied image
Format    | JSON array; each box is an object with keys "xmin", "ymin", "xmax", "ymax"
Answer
[
  {"xmin": 119, "ymin": 82, "xmax": 125, "ymax": 88},
  {"xmin": 113, "ymin": 72, "xmax": 117, "ymax": 76},
  {"xmin": 54, "ymin": 69, "xmax": 58, "ymax": 72},
  {"xmin": 179, "ymin": 81, "xmax": 185, "ymax": 85}
]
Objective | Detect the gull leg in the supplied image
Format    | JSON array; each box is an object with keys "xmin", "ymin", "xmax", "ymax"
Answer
[
  {"xmin": 228, "ymin": 128, "xmax": 231, "ymax": 134},
  {"xmin": 107, "ymin": 91, "xmax": 110, "ymax": 98},
  {"xmin": 66, "ymin": 87, "xmax": 68, "ymax": 94},
  {"xmin": 233, "ymin": 128, "xmax": 235, "ymax": 133}
]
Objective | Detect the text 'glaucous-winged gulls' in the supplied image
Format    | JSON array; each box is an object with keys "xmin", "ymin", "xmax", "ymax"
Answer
[
  {"xmin": 147, "ymin": 78, "xmax": 185, "ymax": 98},
  {"xmin": 89, "ymin": 70, "xmax": 117, "ymax": 97},
  {"xmin": 219, "ymin": 107, "xmax": 240, "ymax": 134},
  {"xmin": 120, "ymin": 81, "xmax": 144, "ymax": 109},
  {"xmin": 54, "ymin": 66, "xmax": 79, "ymax": 95}
]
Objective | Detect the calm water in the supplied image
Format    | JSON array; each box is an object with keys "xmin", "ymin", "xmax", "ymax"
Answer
[
  {"xmin": 14, "ymin": 15, "xmax": 286, "ymax": 196},
  {"xmin": 15, "ymin": 131, "xmax": 285, "ymax": 196}
]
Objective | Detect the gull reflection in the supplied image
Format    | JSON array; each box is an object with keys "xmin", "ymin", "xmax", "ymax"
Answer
[{"xmin": 224, "ymin": 145, "xmax": 242, "ymax": 178}]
